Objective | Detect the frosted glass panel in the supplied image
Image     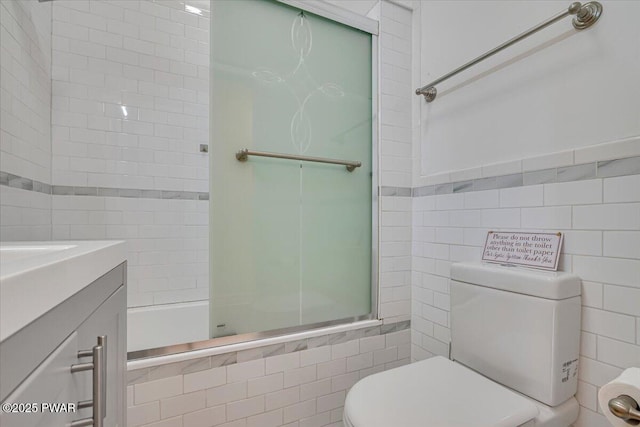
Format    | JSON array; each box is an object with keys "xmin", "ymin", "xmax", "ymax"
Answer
[{"xmin": 211, "ymin": 0, "xmax": 372, "ymax": 338}]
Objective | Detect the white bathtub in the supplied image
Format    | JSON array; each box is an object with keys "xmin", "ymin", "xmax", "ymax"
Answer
[{"xmin": 127, "ymin": 301, "xmax": 209, "ymax": 352}]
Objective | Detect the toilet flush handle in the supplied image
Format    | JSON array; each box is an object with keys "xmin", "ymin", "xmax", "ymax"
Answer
[{"xmin": 608, "ymin": 395, "xmax": 640, "ymax": 424}]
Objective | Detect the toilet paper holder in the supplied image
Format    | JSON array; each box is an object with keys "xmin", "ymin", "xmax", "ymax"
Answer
[{"xmin": 609, "ymin": 395, "xmax": 640, "ymax": 424}]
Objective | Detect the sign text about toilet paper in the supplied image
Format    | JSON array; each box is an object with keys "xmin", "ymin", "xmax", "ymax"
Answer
[{"xmin": 482, "ymin": 232, "xmax": 563, "ymax": 270}]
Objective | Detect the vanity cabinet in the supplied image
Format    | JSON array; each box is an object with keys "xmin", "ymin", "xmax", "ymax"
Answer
[{"xmin": 0, "ymin": 263, "xmax": 126, "ymax": 427}]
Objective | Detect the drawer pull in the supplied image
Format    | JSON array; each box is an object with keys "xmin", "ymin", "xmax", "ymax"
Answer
[{"xmin": 70, "ymin": 336, "xmax": 106, "ymax": 427}]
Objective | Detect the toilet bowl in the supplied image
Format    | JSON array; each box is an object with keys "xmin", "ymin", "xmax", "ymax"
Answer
[
  {"xmin": 343, "ymin": 356, "xmax": 579, "ymax": 427},
  {"xmin": 344, "ymin": 262, "xmax": 582, "ymax": 427}
]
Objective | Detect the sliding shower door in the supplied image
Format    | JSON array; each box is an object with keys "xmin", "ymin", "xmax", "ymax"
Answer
[{"xmin": 210, "ymin": 0, "xmax": 374, "ymax": 338}]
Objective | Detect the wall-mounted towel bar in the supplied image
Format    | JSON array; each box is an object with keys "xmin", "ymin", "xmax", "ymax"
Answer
[
  {"xmin": 415, "ymin": 1, "xmax": 603, "ymax": 102},
  {"xmin": 235, "ymin": 148, "xmax": 362, "ymax": 172}
]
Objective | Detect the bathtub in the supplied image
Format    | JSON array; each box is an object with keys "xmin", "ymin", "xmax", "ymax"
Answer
[{"xmin": 127, "ymin": 300, "xmax": 209, "ymax": 352}]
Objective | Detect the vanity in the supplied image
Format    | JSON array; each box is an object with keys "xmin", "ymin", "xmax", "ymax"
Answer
[{"xmin": 0, "ymin": 241, "xmax": 126, "ymax": 427}]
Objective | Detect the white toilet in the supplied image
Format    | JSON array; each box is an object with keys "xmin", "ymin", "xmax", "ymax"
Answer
[{"xmin": 344, "ymin": 262, "xmax": 582, "ymax": 427}]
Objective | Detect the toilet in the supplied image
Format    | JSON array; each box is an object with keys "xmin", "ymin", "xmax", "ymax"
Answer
[{"xmin": 344, "ymin": 262, "xmax": 582, "ymax": 427}]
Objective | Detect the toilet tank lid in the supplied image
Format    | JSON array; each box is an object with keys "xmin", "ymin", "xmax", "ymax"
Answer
[{"xmin": 451, "ymin": 262, "xmax": 581, "ymax": 300}]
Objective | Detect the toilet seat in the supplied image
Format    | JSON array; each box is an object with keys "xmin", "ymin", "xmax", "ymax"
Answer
[{"xmin": 343, "ymin": 356, "xmax": 539, "ymax": 427}]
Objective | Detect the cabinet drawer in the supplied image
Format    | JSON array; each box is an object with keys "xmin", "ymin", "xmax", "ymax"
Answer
[{"xmin": 0, "ymin": 332, "xmax": 80, "ymax": 427}]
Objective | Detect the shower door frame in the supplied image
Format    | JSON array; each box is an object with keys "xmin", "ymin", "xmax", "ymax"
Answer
[{"xmin": 128, "ymin": 1, "xmax": 379, "ymax": 360}]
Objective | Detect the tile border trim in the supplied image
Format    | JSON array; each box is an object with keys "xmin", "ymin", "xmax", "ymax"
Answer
[
  {"xmin": 127, "ymin": 320, "xmax": 410, "ymax": 384},
  {"xmin": 5, "ymin": 155, "xmax": 638, "ymax": 201},
  {"xmin": 379, "ymin": 154, "xmax": 640, "ymax": 197},
  {"xmin": 0, "ymin": 172, "xmax": 209, "ymax": 200}
]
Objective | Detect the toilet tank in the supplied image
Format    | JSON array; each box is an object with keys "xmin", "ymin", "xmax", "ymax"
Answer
[{"xmin": 450, "ymin": 262, "xmax": 581, "ymax": 407}]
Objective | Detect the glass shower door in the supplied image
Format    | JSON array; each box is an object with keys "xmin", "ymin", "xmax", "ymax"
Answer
[{"xmin": 211, "ymin": 0, "xmax": 372, "ymax": 338}]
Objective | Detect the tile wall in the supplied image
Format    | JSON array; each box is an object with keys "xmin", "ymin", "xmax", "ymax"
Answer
[
  {"xmin": 377, "ymin": 0, "xmax": 413, "ymax": 325},
  {"xmin": 49, "ymin": 0, "xmax": 210, "ymax": 308},
  {"xmin": 411, "ymin": 145, "xmax": 640, "ymax": 427},
  {"xmin": 0, "ymin": 0, "xmax": 52, "ymax": 241},
  {"xmin": 128, "ymin": 324, "xmax": 410, "ymax": 427}
]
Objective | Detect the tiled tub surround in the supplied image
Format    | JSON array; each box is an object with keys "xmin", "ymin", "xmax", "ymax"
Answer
[
  {"xmin": 0, "ymin": 0, "xmax": 53, "ymax": 241},
  {"xmin": 2, "ymin": 0, "xmax": 413, "ymax": 345},
  {"xmin": 127, "ymin": 322, "xmax": 410, "ymax": 427},
  {"xmin": 49, "ymin": 0, "xmax": 210, "ymax": 308},
  {"xmin": 411, "ymin": 152, "xmax": 640, "ymax": 427}
]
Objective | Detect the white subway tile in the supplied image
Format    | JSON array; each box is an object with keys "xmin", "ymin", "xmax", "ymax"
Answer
[
  {"xmin": 574, "ymin": 406, "xmax": 609, "ymax": 427},
  {"xmin": 449, "ymin": 167, "xmax": 482, "ymax": 182},
  {"xmin": 604, "ymin": 174, "xmax": 640, "ymax": 203},
  {"xmin": 331, "ymin": 340, "xmax": 359, "ymax": 360},
  {"xmin": 597, "ymin": 336, "xmax": 640, "ymax": 369},
  {"xmin": 299, "ymin": 347, "xmax": 331, "ymax": 367},
  {"xmin": 561, "ymin": 231, "xmax": 602, "ymax": 256},
  {"xmin": 330, "ymin": 371, "xmax": 360, "ymax": 392},
  {"xmin": 521, "ymin": 207, "xmax": 571, "ymax": 229},
  {"xmin": 603, "ymin": 231, "xmax": 640, "ymax": 259},
  {"xmin": 128, "ymin": 402, "xmax": 160, "ymax": 427},
  {"xmin": 317, "ymin": 359, "xmax": 346, "ymax": 380},
  {"xmin": 373, "ymin": 347, "xmax": 398, "ymax": 365},
  {"xmin": 246, "ymin": 409, "xmax": 282, "ymax": 427},
  {"xmin": 576, "ymin": 381, "xmax": 597, "ymax": 411},
  {"xmin": 578, "ymin": 356, "xmax": 622, "ymax": 387},
  {"xmin": 581, "ymin": 281, "xmax": 603, "ymax": 308},
  {"xmin": 573, "ymin": 204, "xmax": 640, "ymax": 230},
  {"xmin": 183, "ymin": 405, "xmax": 226, "ymax": 427},
  {"xmin": 283, "ymin": 399, "xmax": 316, "ymax": 424},
  {"xmin": 464, "ymin": 190, "xmax": 499, "ymax": 209},
  {"xmin": 421, "ymin": 335, "xmax": 449, "ymax": 357},
  {"xmin": 499, "ymin": 185, "xmax": 543, "ymax": 208},
  {"xmin": 206, "ymin": 382, "xmax": 247, "ymax": 407},
  {"xmin": 574, "ymin": 137, "xmax": 640, "ymax": 163},
  {"xmin": 544, "ymin": 180, "xmax": 602, "ymax": 206},
  {"xmin": 604, "ymin": 285, "xmax": 640, "ymax": 316},
  {"xmin": 580, "ymin": 332, "xmax": 597, "ymax": 359},
  {"xmin": 227, "ymin": 359, "xmax": 265, "ymax": 383},
  {"xmin": 248, "ymin": 373, "xmax": 283, "ymax": 397},
  {"xmin": 346, "ymin": 353, "xmax": 373, "ymax": 372},
  {"xmin": 573, "ymin": 255, "xmax": 640, "ymax": 288},
  {"xmin": 134, "ymin": 375, "xmax": 183, "ymax": 404},
  {"xmin": 227, "ymin": 396, "xmax": 264, "ymax": 422},
  {"xmin": 300, "ymin": 379, "xmax": 332, "ymax": 401},
  {"xmin": 316, "ymin": 391, "xmax": 346, "ymax": 414},
  {"xmin": 183, "ymin": 367, "xmax": 225, "ymax": 393},
  {"xmin": 522, "ymin": 150, "xmax": 574, "ymax": 171},
  {"xmin": 265, "ymin": 387, "xmax": 300, "ymax": 411},
  {"xmin": 435, "ymin": 193, "xmax": 464, "ymax": 210},
  {"xmin": 160, "ymin": 391, "xmax": 205, "ymax": 419},
  {"xmin": 481, "ymin": 208, "xmax": 521, "ymax": 228},
  {"xmin": 283, "ymin": 366, "xmax": 316, "ymax": 388},
  {"xmin": 582, "ymin": 307, "xmax": 636, "ymax": 343},
  {"xmin": 434, "ymin": 227, "xmax": 463, "ymax": 244},
  {"xmin": 482, "ymin": 160, "xmax": 522, "ymax": 177}
]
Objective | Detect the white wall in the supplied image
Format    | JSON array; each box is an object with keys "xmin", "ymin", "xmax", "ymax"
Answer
[
  {"xmin": 416, "ymin": 0, "xmax": 640, "ymax": 180},
  {"xmin": 412, "ymin": 2, "xmax": 640, "ymax": 426},
  {"xmin": 0, "ymin": 0, "xmax": 52, "ymax": 241}
]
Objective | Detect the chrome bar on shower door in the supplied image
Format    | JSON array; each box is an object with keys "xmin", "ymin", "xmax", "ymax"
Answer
[{"xmin": 235, "ymin": 148, "xmax": 362, "ymax": 172}]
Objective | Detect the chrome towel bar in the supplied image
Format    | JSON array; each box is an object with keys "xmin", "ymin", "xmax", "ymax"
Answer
[
  {"xmin": 415, "ymin": 1, "xmax": 603, "ymax": 102},
  {"xmin": 235, "ymin": 148, "xmax": 362, "ymax": 172}
]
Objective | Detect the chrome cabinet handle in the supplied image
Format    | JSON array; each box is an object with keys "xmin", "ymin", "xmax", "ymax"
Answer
[{"xmin": 70, "ymin": 336, "xmax": 106, "ymax": 427}]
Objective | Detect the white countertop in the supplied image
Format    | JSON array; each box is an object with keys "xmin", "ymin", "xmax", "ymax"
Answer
[{"xmin": 0, "ymin": 241, "xmax": 126, "ymax": 343}]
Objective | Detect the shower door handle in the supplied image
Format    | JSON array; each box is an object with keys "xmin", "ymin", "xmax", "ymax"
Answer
[{"xmin": 235, "ymin": 148, "xmax": 362, "ymax": 172}]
